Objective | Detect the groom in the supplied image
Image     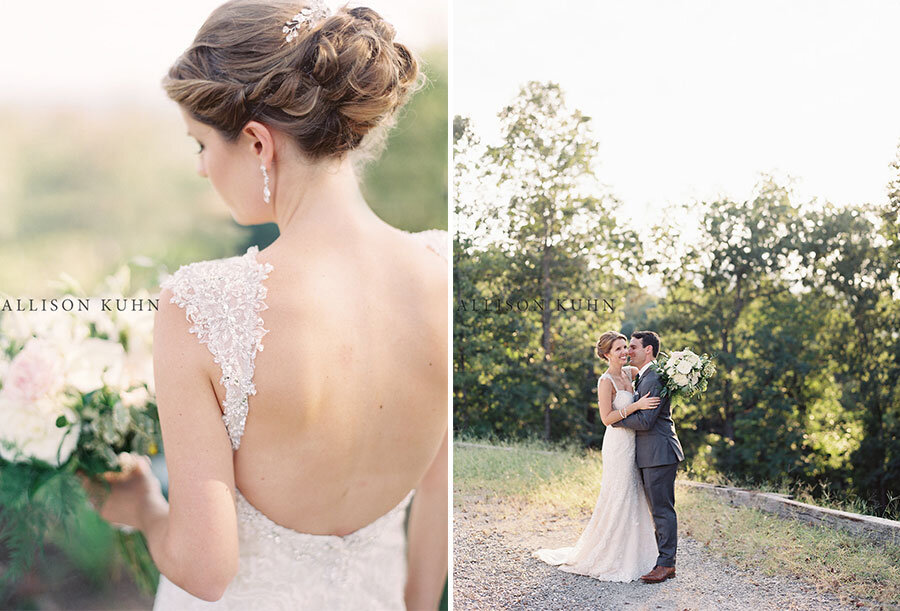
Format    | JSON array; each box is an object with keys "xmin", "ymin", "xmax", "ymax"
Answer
[{"xmin": 612, "ymin": 330, "xmax": 684, "ymax": 584}]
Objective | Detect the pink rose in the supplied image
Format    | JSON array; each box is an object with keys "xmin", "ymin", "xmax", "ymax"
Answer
[{"xmin": 1, "ymin": 339, "xmax": 65, "ymax": 403}]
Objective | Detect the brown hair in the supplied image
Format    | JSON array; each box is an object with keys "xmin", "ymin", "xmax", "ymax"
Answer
[
  {"xmin": 595, "ymin": 331, "xmax": 627, "ymax": 361},
  {"xmin": 632, "ymin": 330, "xmax": 660, "ymax": 358},
  {"xmin": 163, "ymin": 0, "xmax": 421, "ymax": 160}
]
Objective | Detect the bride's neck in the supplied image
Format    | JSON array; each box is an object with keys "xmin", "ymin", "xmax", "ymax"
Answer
[
  {"xmin": 272, "ymin": 157, "xmax": 379, "ymax": 246},
  {"xmin": 606, "ymin": 363, "xmax": 624, "ymax": 376}
]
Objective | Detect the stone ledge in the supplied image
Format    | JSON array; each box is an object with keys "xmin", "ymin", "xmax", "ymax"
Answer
[{"xmin": 677, "ymin": 480, "xmax": 900, "ymax": 545}]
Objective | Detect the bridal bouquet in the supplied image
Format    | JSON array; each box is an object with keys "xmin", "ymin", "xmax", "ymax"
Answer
[
  {"xmin": 654, "ymin": 348, "xmax": 715, "ymax": 403},
  {"xmin": 0, "ymin": 264, "xmax": 162, "ymax": 593}
]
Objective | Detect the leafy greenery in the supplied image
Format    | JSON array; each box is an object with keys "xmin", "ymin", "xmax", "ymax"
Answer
[
  {"xmin": 454, "ymin": 81, "xmax": 900, "ymax": 519},
  {"xmin": 454, "ymin": 84, "xmax": 630, "ymax": 447}
]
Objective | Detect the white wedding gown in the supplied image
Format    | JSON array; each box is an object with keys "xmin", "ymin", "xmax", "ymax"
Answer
[
  {"xmin": 152, "ymin": 229, "xmax": 447, "ymax": 610},
  {"xmin": 533, "ymin": 372, "xmax": 657, "ymax": 582}
]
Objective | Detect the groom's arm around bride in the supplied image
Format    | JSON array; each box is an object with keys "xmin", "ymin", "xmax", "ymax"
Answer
[{"xmin": 611, "ymin": 366, "xmax": 667, "ymax": 432}]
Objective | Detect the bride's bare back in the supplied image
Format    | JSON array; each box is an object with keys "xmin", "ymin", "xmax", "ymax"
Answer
[{"xmin": 216, "ymin": 224, "xmax": 447, "ymax": 536}]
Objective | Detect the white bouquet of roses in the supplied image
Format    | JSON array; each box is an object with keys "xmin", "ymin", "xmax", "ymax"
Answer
[
  {"xmin": 654, "ymin": 348, "xmax": 716, "ymax": 403},
  {"xmin": 0, "ymin": 262, "xmax": 162, "ymax": 593}
]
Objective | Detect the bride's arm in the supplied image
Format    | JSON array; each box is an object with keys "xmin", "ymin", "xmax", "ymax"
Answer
[
  {"xmin": 405, "ymin": 428, "xmax": 448, "ymax": 611},
  {"xmin": 598, "ymin": 378, "xmax": 632, "ymax": 426},
  {"xmin": 142, "ymin": 291, "xmax": 240, "ymax": 601}
]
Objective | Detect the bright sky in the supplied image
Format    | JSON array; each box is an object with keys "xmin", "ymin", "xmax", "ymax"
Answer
[
  {"xmin": 454, "ymin": 0, "xmax": 900, "ymax": 220},
  {"xmin": 0, "ymin": 0, "xmax": 446, "ymax": 110}
]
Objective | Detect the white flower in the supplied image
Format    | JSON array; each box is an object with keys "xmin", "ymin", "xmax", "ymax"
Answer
[
  {"xmin": 122, "ymin": 350, "xmax": 154, "ymax": 393},
  {"xmin": 676, "ymin": 359, "xmax": 694, "ymax": 375},
  {"xmin": 0, "ymin": 309, "xmax": 35, "ymax": 346},
  {"xmin": 672, "ymin": 373, "xmax": 690, "ymax": 387},
  {"xmin": 40, "ymin": 307, "xmax": 91, "ymax": 347},
  {"xmin": 119, "ymin": 386, "xmax": 150, "ymax": 409},
  {"xmin": 689, "ymin": 371, "xmax": 700, "ymax": 385},
  {"xmin": 64, "ymin": 338, "xmax": 127, "ymax": 394},
  {"xmin": 115, "ymin": 298, "xmax": 155, "ymax": 348},
  {"xmin": 0, "ymin": 394, "xmax": 78, "ymax": 466},
  {"xmin": 80, "ymin": 300, "xmax": 118, "ymax": 338},
  {"xmin": 683, "ymin": 351, "xmax": 701, "ymax": 367}
]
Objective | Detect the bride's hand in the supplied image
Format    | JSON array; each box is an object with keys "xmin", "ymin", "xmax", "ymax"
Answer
[
  {"xmin": 78, "ymin": 452, "xmax": 166, "ymax": 531},
  {"xmin": 633, "ymin": 392, "xmax": 661, "ymax": 411}
]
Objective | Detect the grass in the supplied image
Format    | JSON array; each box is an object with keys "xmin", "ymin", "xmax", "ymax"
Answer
[
  {"xmin": 454, "ymin": 437, "xmax": 900, "ymax": 607},
  {"xmin": 454, "ymin": 438, "xmax": 603, "ymax": 516},
  {"xmin": 681, "ymin": 464, "xmax": 900, "ymax": 522}
]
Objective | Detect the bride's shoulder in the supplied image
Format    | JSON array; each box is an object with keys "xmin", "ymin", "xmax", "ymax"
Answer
[
  {"xmin": 407, "ymin": 229, "xmax": 449, "ymax": 263},
  {"xmin": 392, "ymin": 228, "xmax": 448, "ymax": 295}
]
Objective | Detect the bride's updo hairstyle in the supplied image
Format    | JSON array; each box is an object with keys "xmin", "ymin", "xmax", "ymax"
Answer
[
  {"xmin": 163, "ymin": 0, "xmax": 421, "ymax": 160},
  {"xmin": 595, "ymin": 331, "xmax": 626, "ymax": 361}
]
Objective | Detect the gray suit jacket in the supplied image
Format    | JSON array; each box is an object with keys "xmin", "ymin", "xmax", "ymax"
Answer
[{"xmin": 612, "ymin": 367, "xmax": 684, "ymax": 468}]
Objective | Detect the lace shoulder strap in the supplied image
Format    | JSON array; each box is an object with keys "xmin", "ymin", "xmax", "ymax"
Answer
[
  {"xmin": 160, "ymin": 246, "xmax": 274, "ymax": 450},
  {"xmin": 598, "ymin": 372, "xmax": 619, "ymax": 392},
  {"xmin": 411, "ymin": 229, "xmax": 448, "ymax": 262}
]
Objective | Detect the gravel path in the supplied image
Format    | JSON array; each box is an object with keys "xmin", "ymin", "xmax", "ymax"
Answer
[{"xmin": 453, "ymin": 493, "xmax": 876, "ymax": 611}]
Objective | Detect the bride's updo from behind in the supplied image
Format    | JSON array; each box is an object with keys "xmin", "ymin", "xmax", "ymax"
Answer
[
  {"xmin": 163, "ymin": 0, "xmax": 421, "ymax": 160},
  {"xmin": 595, "ymin": 331, "xmax": 626, "ymax": 361}
]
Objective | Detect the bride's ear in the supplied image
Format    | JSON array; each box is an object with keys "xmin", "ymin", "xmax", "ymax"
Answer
[{"xmin": 242, "ymin": 121, "xmax": 275, "ymax": 167}]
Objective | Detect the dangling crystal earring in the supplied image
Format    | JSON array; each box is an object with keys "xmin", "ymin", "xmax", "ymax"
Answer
[{"xmin": 260, "ymin": 163, "xmax": 271, "ymax": 204}]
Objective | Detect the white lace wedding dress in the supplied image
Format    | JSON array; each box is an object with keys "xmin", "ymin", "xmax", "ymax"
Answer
[
  {"xmin": 533, "ymin": 371, "xmax": 657, "ymax": 582},
  {"xmin": 152, "ymin": 229, "xmax": 447, "ymax": 610}
]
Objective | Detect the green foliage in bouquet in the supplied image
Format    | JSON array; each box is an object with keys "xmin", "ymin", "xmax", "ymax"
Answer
[{"xmin": 70, "ymin": 388, "xmax": 160, "ymax": 477}]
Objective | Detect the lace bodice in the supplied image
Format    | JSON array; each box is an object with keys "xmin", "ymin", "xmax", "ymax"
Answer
[{"xmin": 154, "ymin": 229, "xmax": 448, "ymax": 610}]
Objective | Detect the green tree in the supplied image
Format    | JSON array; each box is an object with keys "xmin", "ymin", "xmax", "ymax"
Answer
[
  {"xmin": 488, "ymin": 81, "xmax": 632, "ymax": 440},
  {"xmin": 656, "ymin": 179, "xmax": 803, "ymax": 443},
  {"xmin": 801, "ymin": 202, "xmax": 900, "ymax": 510}
]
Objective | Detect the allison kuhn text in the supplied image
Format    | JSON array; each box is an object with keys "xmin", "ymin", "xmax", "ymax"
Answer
[
  {"xmin": 1, "ymin": 298, "xmax": 160, "ymax": 313},
  {"xmin": 458, "ymin": 297, "xmax": 614, "ymax": 313}
]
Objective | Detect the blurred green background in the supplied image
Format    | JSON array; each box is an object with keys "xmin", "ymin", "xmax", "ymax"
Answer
[{"xmin": 0, "ymin": 50, "xmax": 447, "ymax": 298}]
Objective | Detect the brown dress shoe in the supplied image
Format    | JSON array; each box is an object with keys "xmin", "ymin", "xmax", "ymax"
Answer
[{"xmin": 640, "ymin": 565, "xmax": 676, "ymax": 583}]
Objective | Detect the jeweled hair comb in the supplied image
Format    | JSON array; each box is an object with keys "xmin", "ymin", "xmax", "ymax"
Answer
[{"xmin": 283, "ymin": 0, "xmax": 331, "ymax": 42}]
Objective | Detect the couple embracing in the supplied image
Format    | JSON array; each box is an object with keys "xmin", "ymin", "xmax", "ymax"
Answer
[{"xmin": 534, "ymin": 330, "xmax": 683, "ymax": 584}]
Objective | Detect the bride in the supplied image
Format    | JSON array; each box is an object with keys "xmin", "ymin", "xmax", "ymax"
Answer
[
  {"xmin": 84, "ymin": 1, "xmax": 448, "ymax": 609},
  {"xmin": 533, "ymin": 331, "xmax": 657, "ymax": 582}
]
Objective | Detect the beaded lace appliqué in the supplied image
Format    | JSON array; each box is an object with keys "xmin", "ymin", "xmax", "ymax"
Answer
[
  {"xmin": 235, "ymin": 489, "xmax": 413, "ymax": 561},
  {"xmin": 160, "ymin": 246, "xmax": 274, "ymax": 450}
]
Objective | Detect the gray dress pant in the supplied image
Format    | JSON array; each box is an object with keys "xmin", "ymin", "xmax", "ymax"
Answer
[{"xmin": 639, "ymin": 462, "xmax": 678, "ymax": 567}]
